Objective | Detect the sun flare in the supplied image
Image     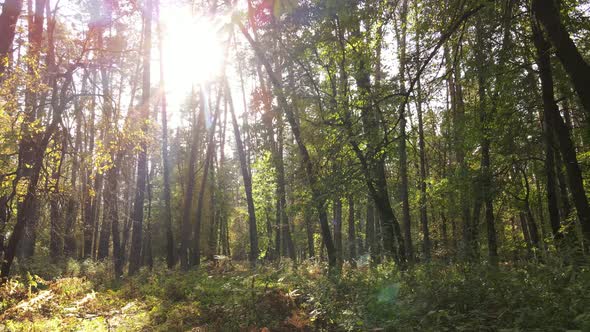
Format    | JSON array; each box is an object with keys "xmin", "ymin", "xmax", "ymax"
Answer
[{"xmin": 160, "ymin": 6, "xmax": 225, "ymax": 107}]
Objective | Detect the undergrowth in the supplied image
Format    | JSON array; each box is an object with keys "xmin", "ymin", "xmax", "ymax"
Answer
[{"xmin": 1, "ymin": 259, "xmax": 590, "ymax": 331}]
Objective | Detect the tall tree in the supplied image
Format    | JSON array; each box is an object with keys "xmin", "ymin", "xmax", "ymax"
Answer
[
  {"xmin": 532, "ymin": 0, "xmax": 590, "ymax": 120},
  {"xmin": 532, "ymin": 13, "xmax": 590, "ymax": 247},
  {"xmin": 191, "ymin": 87, "xmax": 220, "ymax": 267},
  {"xmin": 128, "ymin": 0, "xmax": 152, "ymax": 275},
  {"xmin": 180, "ymin": 89, "xmax": 203, "ymax": 270},
  {"xmin": 0, "ymin": 0, "xmax": 23, "ymax": 74},
  {"xmin": 156, "ymin": 0, "xmax": 174, "ymax": 268},
  {"xmin": 225, "ymin": 79, "xmax": 259, "ymax": 266},
  {"xmin": 238, "ymin": 22, "xmax": 337, "ymax": 269}
]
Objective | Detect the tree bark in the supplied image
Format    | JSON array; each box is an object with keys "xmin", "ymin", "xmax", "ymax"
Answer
[
  {"xmin": 333, "ymin": 198, "xmax": 343, "ymax": 267},
  {"xmin": 532, "ymin": 17, "xmax": 590, "ymax": 247},
  {"xmin": 2, "ymin": 67, "xmax": 75, "ymax": 278},
  {"xmin": 348, "ymin": 20, "xmax": 406, "ymax": 265},
  {"xmin": 156, "ymin": 0, "xmax": 174, "ymax": 269},
  {"xmin": 396, "ymin": 0, "xmax": 414, "ymax": 264},
  {"xmin": 180, "ymin": 90, "xmax": 203, "ymax": 270},
  {"xmin": 304, "ymin": 209, "xmax": 314, "ymax": 258},
  {"xmin": 347, "ymin": 195, "xmax": 356, "ymax": 267},
  {"xmin": 475, "ymin": 15, "xmax": 498, "ymax": 266},
  {"xmin": 128, "ymin": 0, "xmax": 152, "ymax": 275},
  {"xmin": 225, "ymin": 79, "xmax": 259, "ymax": 266},
  {"xmin": 63, "ymin": 70, "xmax": 87, "ymax": 257},
  {"xmin": 532, "ymin": 0, "xmax": 590, "ymax": 119},
  {"xmin": 97, "ymin": 33, "xmax": 114, "ymax": 260},
  {"xmin": 191, "ymin": 87, "xmax": 220, "ymax": 267},
  {"xmin": 365, "ymin": 195, "xmax": 375, "ymax": 262},
  {"xmin": 0, "ymin": 0, "xmax": 23, "ymax": 74},
  {"xmin": 49, "ymin": 132, "xmax": 66, "ymax": 260}
]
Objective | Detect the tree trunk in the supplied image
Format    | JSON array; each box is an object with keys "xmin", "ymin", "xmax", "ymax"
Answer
[
  {"xmin": 397, "ymin": 0, "xmax": 413, "ymax": 263},
  {"xmin": 83, "ymin": 71, "xmax": 97, "ymax": 259},
  {"xmin": 532, "ymin": 0, "xmax": 590, "ymax": 119},
  {"xmin": 143, "ymin": 164, "xmax": 154, "ymax": 269},
  {"xmin": 63, "ymin": 70, "xmax": 87, "ymax": 257},
  {"xmin": 414, "ymin": 9, "xmax": 431, "ymax": 261},
  {"xmin": 17, "ymin": 0, "xmax": 47, "ymax": 260},
  {"xmin": 239, "ymin": 22, "xmax": 337, "ymax": 269},
  {"xmin": 107, "ymin": 161, "xmax": 122, "ymax": 277},
  {"xmin": 97, "ymin": 36, "xmax": 114, "ymax": 260},
  {"xmin": 446, "ymin": 40, "xmax": 474, "ymax": 261},
  {"xmin": 180, "ymin": 91, "xmax": 203, "ymax": 270},
  {"xmin": 191, "ymin": 87, "xmax": 220, "ymax": 267},
  {"xmin": 128, "ymin": 0, "xmax": 152, "ymax": 275},
  {"xmin": 276, "ymin": 122, "xmax": 295, "ymax": 261},
  {"xmin": 2, "ymin": 67, "xmax": 74, "ymax": 278},
  {"xmin": 156, "ymin": 0, "xmax": 174, "ymax": 268},
  {"xmin": 333, "ymin": 198, "xmax": 343, "ymax": 267},
  {"xmin": 348, "ymin": 20, "xmax": 406, "ymax": 265},
  {"xmin": 554, "ymin": 152, "xmax": 571, "ymax": 221},
  {"xmin": 0, "ymin": 0, "xmax": 23, "ymax": 74},
  {"xmin": 304, "ymin": 209, "xmax": 314, "ymax": 258},
  {"xmin": 474, "ymin": 16, "xmax": 498, "ymax": 266},
  {"xmin": 532, "ymin": 17, "xmax": 590, "ymax": 248},
  {"xmin": 347, "ymin": 195, "xmax": 356, "ymax": 267},
  {"xmin": 49, "ymin": 133, "xmax": 66, "ymax": 260},
  {"xmin": 365, "ymin": 195, "xmax": 375, "ymax": 262},
  {"xmin": 207, "ymin": 154, "xmax": 218, "ymax": 260},
  {"xmin": 226, "ymin": 80, "xmax": 259, "ymax": 266}
]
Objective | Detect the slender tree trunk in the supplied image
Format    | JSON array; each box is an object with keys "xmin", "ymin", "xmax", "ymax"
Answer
[
  {"xmin": 191, "ymin": 87, "xmax": 220, "ymax": 267},
  {"xmin": 445, "ymin": 40, "xmax": 473, "ymax": 261},
  {"xmin": 2, "ymin": 67, "xmax": 74, "ymax": 278},
  {"xmin": 347, "ymin": 195, "xmax": 356, "ymax": 267},
  {"xmin": 106, "ymin": 159, "xmax": 122, "ymax": 277},
  {"xmin": 63, "ymin": 71, "xmax": 87, "ymax": 257},
  {"xmin": 475, "ymin": 16, "xmax": 498, "ymax": 266},
  {"xmin": 207, "ymin": 154, "xmax": 218, "ymax": 260},
  {"xmin": 532, "ymin": 0, "xmax": 590, "ymax": 119},
  {"xmin": 97, "ymin": 35, "xmax": 113, "ymax": 260},
  {"xmin": 143, "ymin": 165, "xmax": 154, "ymax": 269},
  {"xmin": 83, "ymin": 71, "xmax": 97, "ymax": 259},
  {"xmin": 128, "ymin": 0, "xmax": 152, "ymax": 275},
  {"xmin": 156, "ymin": 0, "xmax": 174, "ymax": 268},
  {"xmin": 239, "ymin": 23, "xmax": 337, "ymax": 269},
  {"xmin": 276, "ymin": 123, "xmax": 295, "ymax": 261},
  {"xmin": 532, "ymin": 17, "xmax": 590, "ymax": 248},
  {"xmin": 304, "ymin": 210, "xmax": 314, "ymax": 258},
  {"xmin": 225, "ymin": 80, "xmax": 259, "ymax": 266},
  {"xmin": 412, "ymin": 2, "xmax": 431, "ymax": 261},
  {"xmin": 18, "ymin": 0, "xmax": 47, "ymax": 260},
  {"xmin": 554, "ymin": 152, "xmax": 571, "ymax": 221},
  {"xmin": 49, "ymin": 133, "xmax": 66, "ymax": 260},
  {"xmin": 333, "ymin": 198, "xmax": 343, "ymax": 267},
  {"xmin": 374, "ymin": 211, "xmax": 383, "ymax": 264},
  {"xmin": 348, "ymin": 20, "xmax": 406, "ymax": 265},
  {"xmin": 180, "ymin": 91, "xmax": 202, "ymax": 270},
  {"xmin": 0, "ymin": 0, "xmax": 23, "ymax": 74},
  {"xmin": 396, "ymin": 0, "xmax": 413, "ymax": 263},
  {"xmin": 0, "ymin": 195, "xmax": 8, "ymax": 260},
  {"xmin": 365, "ymin": 195, "xmax": 375, "ymax": 262}
]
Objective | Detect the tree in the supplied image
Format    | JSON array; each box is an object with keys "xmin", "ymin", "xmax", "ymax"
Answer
[
  {"xmin": 129, "ymin": 0, "xmax": 152, "ymax": 275},
  {"xmin": 532, "ymin": 0, "xmax": 590, "ymax": 120}
]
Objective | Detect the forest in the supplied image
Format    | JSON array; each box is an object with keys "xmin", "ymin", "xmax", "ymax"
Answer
[{"xmin": 1, "ymin": 0, "xmax": 590, "ymax": 330}]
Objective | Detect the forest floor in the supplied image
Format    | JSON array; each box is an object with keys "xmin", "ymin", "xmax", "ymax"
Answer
[{"xmin": 1, "ymin": 258, "xmax": 590, "ymax": 331}]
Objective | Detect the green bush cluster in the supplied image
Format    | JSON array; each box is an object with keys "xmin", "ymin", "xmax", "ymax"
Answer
[{"xmin": 3, "ymin": 260, "xmax": 590, "ymax": 331}]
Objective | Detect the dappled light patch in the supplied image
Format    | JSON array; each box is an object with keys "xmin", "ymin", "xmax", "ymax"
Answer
[
  {"xmin": 0, "ymin": 276, "xmax": 152, "ymax": 331},
  {"xmin": 1, "ymin": 262, "xmax": 590, "ymax": 330}
]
